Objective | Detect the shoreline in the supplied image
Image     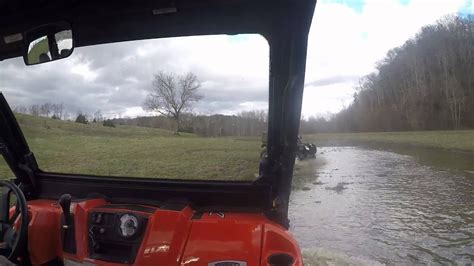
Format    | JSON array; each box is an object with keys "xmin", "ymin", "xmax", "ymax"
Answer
[{"xmin": 304, "ymin": 130, "xmax": 474, "ymax": 154}]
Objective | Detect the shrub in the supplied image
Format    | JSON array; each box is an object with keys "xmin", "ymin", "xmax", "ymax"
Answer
[
  {"xmin": 75, "ymin": 114, "xmax": 88, "ymax": 124},
  {"xmin": 103, "ymin": 119, "xmax": 115, "ymax": 128},
  {"xmin": 179, "ymin": 126, "xmax": 194, "ymax": 133}
]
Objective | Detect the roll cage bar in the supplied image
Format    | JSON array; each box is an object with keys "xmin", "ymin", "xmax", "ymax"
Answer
[{"xmin": 0, "ymin": 0, "xmax": 316, "ymax": 227}]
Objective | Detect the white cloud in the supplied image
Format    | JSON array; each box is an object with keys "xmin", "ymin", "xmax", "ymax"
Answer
[
  {"xmin": 70, "ymin": 61, "xmax": 98, "ymax": 82},
  {"xmin": 122, "ymin": 107, "xmax": 149, "ymax": 118},
  {"xmin": 303, "ymin": 83, "xmax": 355, "ymax": 114},
  {"xmin": 0, "ymin": 34, "xmax": 269, "ymax": 117}
]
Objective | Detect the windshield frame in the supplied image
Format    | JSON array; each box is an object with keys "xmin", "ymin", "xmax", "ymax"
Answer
[{"xmin": 0, "ymin": 0, "xmax": 316, "ymax": 227}]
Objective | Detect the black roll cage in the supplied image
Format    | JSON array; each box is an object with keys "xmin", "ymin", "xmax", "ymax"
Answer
[{"xmin": 0, "ymin": 0, "xmax": 316, "ymax": 227}]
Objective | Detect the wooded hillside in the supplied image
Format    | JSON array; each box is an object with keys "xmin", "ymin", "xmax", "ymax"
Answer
[{"xmin": 302, "ymin": 15, "xmax": 474, "ymax": 133}]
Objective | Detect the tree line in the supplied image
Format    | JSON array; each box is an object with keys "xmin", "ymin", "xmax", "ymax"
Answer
[
  {"xmin": 12, "ymin": 103, "xmax": 108, "ymax": 123},
  {"xmin": 12, "ymin": 102, "xmax": 267, "ymax": 137},
  {"xmin": 14, "ymin": 103, "xmax": 66, "ymax": 120},
  {"xmin": 112, "ymin": 110, "xmax": 267, "ymax": 137},
  {"xmin": 302, "ymin": 15, "xmax": 473, "ymax": 133}
]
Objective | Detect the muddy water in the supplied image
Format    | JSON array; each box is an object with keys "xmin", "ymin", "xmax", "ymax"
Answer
[{"xmin": 289, "ymin": 146, "xmax": 474, "ymax": 265}]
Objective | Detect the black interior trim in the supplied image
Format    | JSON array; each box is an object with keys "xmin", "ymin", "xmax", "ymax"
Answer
[
  {"xmin": 37, "ymin": 172, "xmax": 272, "ymax": 212},
  {"xmin": 96, "ymin": 204, "xmax": 157, "ymax": 214}
]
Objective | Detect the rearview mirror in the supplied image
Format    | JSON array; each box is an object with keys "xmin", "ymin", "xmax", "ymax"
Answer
[{"xmin": 23, "ymin": 22, "xmax": 74, "ymax": 65}]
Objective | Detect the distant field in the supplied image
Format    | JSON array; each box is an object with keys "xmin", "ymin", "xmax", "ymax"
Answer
[
  {"xmin": 304, "ymin": 130, "xmax": 474, "ymax": 153},
  {"xmin": 0, "ymin": 114, "xmax": 261, "ymax": 180},
  {"xmin": 2, "ymin": 114, "xmax": 472, "ymax": 181}
]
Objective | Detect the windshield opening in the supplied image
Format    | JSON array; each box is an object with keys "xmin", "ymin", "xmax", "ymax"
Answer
[{"xmin": 0, "ymin": 34, "xmax": 269, "ymax": 181}]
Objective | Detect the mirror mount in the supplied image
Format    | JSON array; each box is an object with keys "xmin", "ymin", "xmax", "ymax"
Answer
[{"xmin": 22, "ymin": 21, "xmax": 74, "ymax": 66}]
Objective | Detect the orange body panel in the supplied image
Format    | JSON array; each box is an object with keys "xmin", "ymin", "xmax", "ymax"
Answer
[
  {"xmin": 260, "ymin": 223, "xmax": 303, "ymax": 265},
  {"xmin": 24, "ymin": 199, "xmax": 302, "ymax": 266},
  {"xmin": 180, "ymin": 213, "xmax": 264, "ymax": 266},
  {"xmin": 26, "ymin": 200, "xmax": 62, "ymax": 265},
  {"xmin": 134, "ymin": 207, "xmax": 193, "ymax": 266}
]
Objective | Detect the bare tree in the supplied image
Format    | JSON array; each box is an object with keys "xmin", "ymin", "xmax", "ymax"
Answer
[
  {"xmin": 13, "ymin": 105, "xmax": 28, "ymax": 114},
  {"xmin": 93, "ymin": 110, "xmax": 104, "ymax": 123},
  {"xmin": 143, "ymin": 71, "xmax": 203, "ymax": 134},
  {"xmin": 51, "ymin": 103, "xmax": 64, "ymax": 119},
  {"xmin": 40, "ymin": 103, "xmax": 52, "ymax": 117},
  {"xmin": 29, "ymin": 104, "xmax": 40, "ymax": 116}
]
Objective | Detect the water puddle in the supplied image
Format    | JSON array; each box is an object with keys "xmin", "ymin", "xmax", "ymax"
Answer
[
  {"xmin": 291, "ymin": 146, "xmax": 474, "ymax": 265},
  {"xmin": 325, "ymin": 182, "xmax": 352, "ymax": 193},
  {"xmin": 302, "ymin": 247, "xmax": 384, "ymax": 266}
]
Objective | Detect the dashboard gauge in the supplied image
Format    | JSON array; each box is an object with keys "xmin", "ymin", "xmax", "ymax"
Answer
[{"xmin": 119, "ymin": 214, "xmax": 139, "ymax": 238}]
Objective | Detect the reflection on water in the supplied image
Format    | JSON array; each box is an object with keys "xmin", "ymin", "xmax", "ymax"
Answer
[{"xmin": 290, "ymin": 147, "xmax": 474, "ymax": 265}]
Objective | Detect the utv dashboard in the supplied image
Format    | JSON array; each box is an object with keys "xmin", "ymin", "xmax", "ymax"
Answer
[
  {"xmin": 25, "ymin": 197, "xmax": 302, "ymax": 265},
  {"xmin": 88, "ymin": 208, "xmax": 149, "ymax": 263}
]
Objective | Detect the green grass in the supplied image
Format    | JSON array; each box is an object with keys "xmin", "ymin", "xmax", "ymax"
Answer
[
  {"xmin": 304, "ymin": 130, "xmax": 474, "ymax": 153},
  {"xmin": 2, "ymin": 114, "xmax": 472, "ymax": 181},
  {"xmin": 0, "ymin": 114, "xmax": 261, "ymax": 180},
  {"xmin": 27, "ymin": 38, "xmax": 49, "ymax": 65}
]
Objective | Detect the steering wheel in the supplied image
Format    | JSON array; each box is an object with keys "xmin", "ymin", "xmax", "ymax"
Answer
[{"xmin": 0, "ymin": 181, "xmax": 28, "ymax": 263}]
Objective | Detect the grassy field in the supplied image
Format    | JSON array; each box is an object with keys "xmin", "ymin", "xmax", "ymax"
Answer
[
  {"xmin": 0, "ymin": 114, "xmax": 261, "ymax": 180},
  {"xmin": 1, "ymin": 114, "xmax": 472, "ymax": 181},
  {"xmin": 27, "ymin": 38, "xmax": 49, "ymax": 65},
  {"xmin": 304, "ymin": 130, "xmax": 474, "ymax": 153}
]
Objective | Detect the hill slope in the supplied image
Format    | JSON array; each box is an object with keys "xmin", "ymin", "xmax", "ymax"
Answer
[
  {"xmin": 15, "ymin": 113, "xmax": 183, "ymax": 138},
  {"xmin": 1, "ymin": 114, "xmax": 261, "ymax": 180}
]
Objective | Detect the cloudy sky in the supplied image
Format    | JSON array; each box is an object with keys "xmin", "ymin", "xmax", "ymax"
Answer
[{"xmin": 1, "ymin": 0, "xmax": 473, "ymax": 119}]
